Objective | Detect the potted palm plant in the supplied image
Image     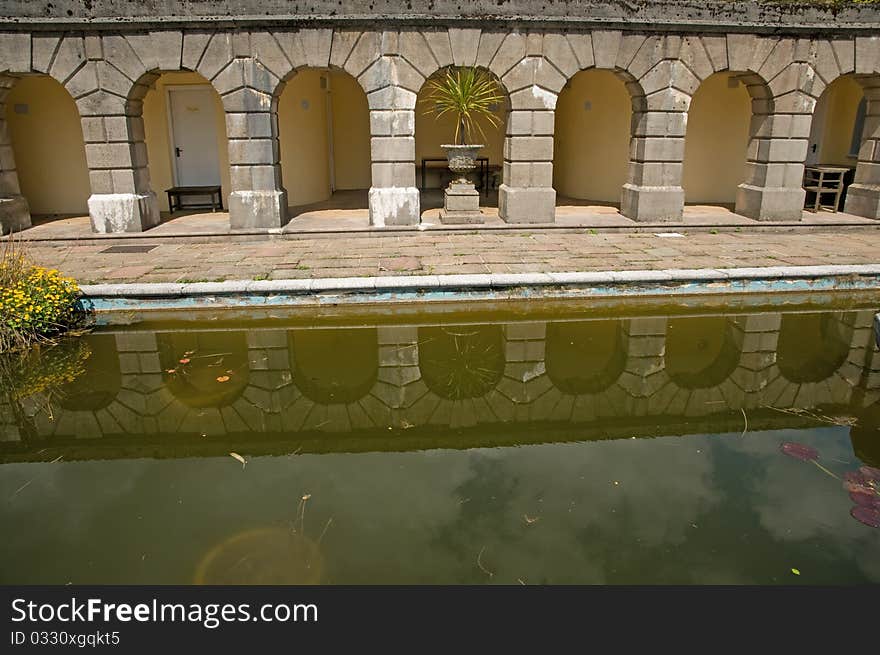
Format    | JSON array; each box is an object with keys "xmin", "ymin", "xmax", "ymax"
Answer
[{"xmin": 422, "ymin": 67, "xmax": 504, "ymax": 181}]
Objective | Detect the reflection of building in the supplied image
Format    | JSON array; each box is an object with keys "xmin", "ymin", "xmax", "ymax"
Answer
[
  {"xmin": 1, "ymin": 2, "xmax": 880, "ymax": 234},
  {"xmin": 3, "ymin": 308, "xmax": 879, "ymax": 461}
]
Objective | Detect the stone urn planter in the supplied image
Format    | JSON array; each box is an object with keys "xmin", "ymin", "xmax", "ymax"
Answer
[{"xmin": 440, "ymin": 144, "xmax": 484, "ymax": 224}]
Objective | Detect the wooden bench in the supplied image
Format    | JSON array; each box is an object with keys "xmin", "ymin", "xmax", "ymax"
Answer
[
  {"xmin": 420, "ymin": 157, "xmax": 490, "ymax": 193},
  {"xmin": 166, "ymin": 185, "xmax": 223, "ymax": 213}
]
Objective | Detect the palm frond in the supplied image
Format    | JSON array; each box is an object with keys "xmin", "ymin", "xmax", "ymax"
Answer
[{"xmin": 420, "ymin": 67, "xmax": 504, "ymax": 145}]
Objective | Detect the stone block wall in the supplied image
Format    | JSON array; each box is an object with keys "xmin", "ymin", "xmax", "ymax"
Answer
[{"xmin": 1, "ymin": 6, "xmax": 880, "ymax": 231}]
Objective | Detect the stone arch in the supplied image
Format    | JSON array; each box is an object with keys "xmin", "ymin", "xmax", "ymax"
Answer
[
  {"xmin": 418, "ymin": 324, "xmax": 506, "ymax": 400},
  {"xmin": 288, "ymin": 328, "xmax": 378, "ymax": 404},
  {"xmin": 545, "ymin": 320, "xmax": 629, "ymax": 394},
  {"xmin": 157, "ymin": 331, "xmax": 250, "ymax": 409},
  {"xmin": 665, "ymin": 316, "xmax": 744, "ymax": 390},
  {"xmin": 776, "ymin": 312, "xmax": 855, "ymax": 384}
]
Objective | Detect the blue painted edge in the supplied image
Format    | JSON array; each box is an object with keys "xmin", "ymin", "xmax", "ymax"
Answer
[{"xmin": 78, "ymin": 266, "xmax": 880, "ymax": 314}]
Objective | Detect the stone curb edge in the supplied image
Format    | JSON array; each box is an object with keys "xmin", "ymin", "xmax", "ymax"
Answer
[{"xmin": 81, "ymin": 264, "xmax": 880, "ymax": 299}]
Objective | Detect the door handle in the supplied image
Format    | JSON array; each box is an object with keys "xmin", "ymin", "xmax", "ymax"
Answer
[{"xmin": 175, "ymin": 147, "xmax": 182, "ymax": 157}]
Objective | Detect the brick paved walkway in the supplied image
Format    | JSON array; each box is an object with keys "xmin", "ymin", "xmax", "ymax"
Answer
[{"xmin": 22, "ymin": 227, "xmax": 880, "ymax": 285}]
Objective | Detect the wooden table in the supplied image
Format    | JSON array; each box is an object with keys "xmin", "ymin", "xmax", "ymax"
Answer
[
  {"xmin": 803, "ymin": 166, "xmax": 850, "ymax": 213},
  {"xmin": 421, "ymin": 157, "xmax": 490, "ymax": 193},
  {"xmin": 166, "ymin": 185, "xmax": 224, "ymax": 212}
]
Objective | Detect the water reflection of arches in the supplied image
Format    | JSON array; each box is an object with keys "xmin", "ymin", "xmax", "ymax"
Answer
[
  {"xmin": 545, "ymin": 320, "xmax": 628, "ymax": 394},
  {"xmin": 158, "ymin": 332, "xmax": 249, "ymax": 408},
  {"xmin": 665, "ymin": 317, "xmax": 743, "ymax": 389},
  {"xmin": 851, "ymin": 401, "xmax": 880, "ymax": 468},
  {"xmin": 777, "ymin": 313, "xmax": 854, "ymax": 384},
  {"xmin": 418, "ymin": 325, "xmax": 505, "ymax": 400},
  {"xmin": 288, "ymin": 328, "xmax": 378, "ymax": 404},
  {"xmin": 58, "ymin": 334, "xmax": 121, "ymax": 411}
]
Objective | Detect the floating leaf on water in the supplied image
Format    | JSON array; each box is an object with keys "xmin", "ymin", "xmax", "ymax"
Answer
[
  {"xmin": 780, "ymin": 442, "xmax": 819, "ymax": 462},
  {"xmin": 850, "ymin": 489, "xmax": 880, "ymax": 509},
  {"xmin": 859, "ymin": 466, "xmax": 880, "ymax": 485},
  {"xmin": 850, "ymin": 505, "xmax": 880, "ymax": 528},
  {"xmin": 229, "ymin": 452, "xmax": 246, "ymax": 468},
  {"xmin": 179, "ymin": 358, "xmax": 190, "ymax": 364},
  {"xmin": 844, "ymin": 470, "xmax": 872, "ymax": 494},
  {"xmin": 216, "ymin": 375, "xmax": 230, "ymax": 383},
  {"xmin": 791, "ymin": 568, "xmax": 800, "ymax": 576},
  {"xmin": 523, "ymin": 514, "xmax": 540, "ymax": 525},
  {"xmin": 165, "ymin": 369, "xmax": 176, "ymax": 374}
]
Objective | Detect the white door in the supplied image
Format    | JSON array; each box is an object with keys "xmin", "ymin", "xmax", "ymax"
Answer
[{"xmin": 168, "ymin": 87, "xmax": 221, "ymax": 187}]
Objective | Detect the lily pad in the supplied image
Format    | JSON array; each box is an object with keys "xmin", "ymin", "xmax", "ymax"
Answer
[
  {"xmin": 844, "ymin": 470, "xmax": 873, "ymax": 494},
  {"xmin": 859, "ymin": 466, "xmax": 880, "ymax": 485},
  {"xmin": 780, "ymin": 442, "xmax": 819, "ymax": 462},
  {"xmin": 850, "ymin": 505, "xmax": 880, "ymax": 528},
  {"xmin": 849, "ymin": 489, "xmax": 880, "ymax": 509}
]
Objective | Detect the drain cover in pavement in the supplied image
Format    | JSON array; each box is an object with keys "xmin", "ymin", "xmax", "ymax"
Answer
[{"xmin": 100, "ymin": 245, "xmax": 158, "ymax": 254}]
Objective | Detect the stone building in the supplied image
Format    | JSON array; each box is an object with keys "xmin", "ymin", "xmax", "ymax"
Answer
[{"xmin": 1, "ymin": 0, "xmax": 879, "ymax": 233}]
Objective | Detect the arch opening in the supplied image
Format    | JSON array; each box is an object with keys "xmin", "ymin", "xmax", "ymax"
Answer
[
  {"xmin": 415, "ymin": 67, "xmax": 508, "ymax": 219},
  {"xmin": 553, "ymin": 69, "xmax": 632, "ymax": 209},
  {"xmin": 5, "ymin": 74, "xmax": 90, "ymax": 220},
  {"xmin": 418, "ymin": 325, "xmax": 505, "ymax": 400},
  {"xmin": 682, "ymin": 72, "xmax": 752, "ymax": 207},
  {"xmin": 777, "ymin": 312, "xmax": 854, "ymax": 384},
  {"xmin": 545, "ymin": 319, "xmax": 628, "ymax": 394},
  {"xmin": 277, "ymin": 68, "xmax": 371, "ymax": 226},
  {"xmin": 665, "ymin": 316, "xmax": 743, "ymax": 389},
  {"xmin": 158, "ymin": 331, "xmax": 250, "ymax": 409},
  {"xmin": 139, "ymin": 71, "xmax": 230, "ymax": 217},
  {"xmin": 289, "ymin": 328, "xmax": 378, "ymax": 404}
]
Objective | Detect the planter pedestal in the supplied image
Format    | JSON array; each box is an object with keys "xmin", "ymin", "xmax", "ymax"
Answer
[{"xmin": 440, "ymin": 181, "xmax": 483, "ymax": 224}]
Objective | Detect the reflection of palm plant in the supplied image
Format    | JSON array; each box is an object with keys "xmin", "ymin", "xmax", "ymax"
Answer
[
  {"xmin": 419, "ymin": 326, "xmax": 504, "ymax": 400},
  {"xmin": 421, "ymin": 67, "xmax": 504, "ymax": 145}
]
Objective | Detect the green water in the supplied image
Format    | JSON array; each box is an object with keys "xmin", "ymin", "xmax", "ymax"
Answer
[{"xmin": 1, "ymin": 297, "xmax": 879, "ymax": 584}]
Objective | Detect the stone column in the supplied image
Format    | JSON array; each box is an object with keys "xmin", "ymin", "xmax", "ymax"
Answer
[
  {"xmin": 218, "ymin": 59, "xmax": 287, "ymax": 229},
  {"xmin": 499, "ymin": 110, "xmax": 557, "ymax": 223},
  {"xmin": 79, "ymin": 86, "xmax": 160, "ymax": 233},
  {"xmin": 368, "ymin": 93, "xmax": 420, "ymax": 226},
  {"xmin": 621, "ymin": 108, "xmax": 686, "ymax": 221},
  {"xmin": 735, "ymin": 89, "xmax": 810, "ymax": 221},
  {"xmin": 0, "ymin": 74, "xmax": 31, "ymax": 234},
  {"xmin": 844, "ymin": 81, "xmax": 880, "ymax": 219}
]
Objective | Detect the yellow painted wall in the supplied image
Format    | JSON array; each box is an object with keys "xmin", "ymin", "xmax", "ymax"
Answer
[
  {"xmin": 142, "ymin": 72, "xmax": 230, "ymax": 213},
  {"xmin": 415, "ymin": 73, "xmax": 506, "ymax": 188},
  {"xmin": 6, "ymin": 76, "xmax": 90, "ymax": 215},
  {"xmin": 278, "ymin": 69, "xmax": 330, "ymax": 206},
  {"xmin": 554, "ymin": 70, "xmax": 631, "ymax": 202},
  {"xmin": 818, "ymin": 76, "xmax": 863, "ymax": 166},
  {"xmin": 682, "ymin": 73, "xmax": 751, "ymax": 204},
  {"xmin": 329, "ymin": 71, "xmax": 371, "ymax": 190}
]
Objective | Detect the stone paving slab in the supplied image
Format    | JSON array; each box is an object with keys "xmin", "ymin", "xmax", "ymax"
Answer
[{"xmin": 21, "ymin": 226, "xmax": 880, "ymax": 285}]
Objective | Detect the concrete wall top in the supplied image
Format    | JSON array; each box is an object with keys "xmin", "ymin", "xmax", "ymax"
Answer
[{"xmin": 1, "ymin": 1, "xmax": 879, "ymax": 34}]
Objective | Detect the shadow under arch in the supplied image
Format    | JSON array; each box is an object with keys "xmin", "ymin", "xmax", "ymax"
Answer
[
  {"xmin": 777, "ymin": 312, "xmax": 855, "ymax": 384},
  {"xmin": 851, "ymin": 400, "xmax": 880, "ymax": 468},
  {"xmin": 545, "ymin": 320, "xmax": 628, "ymax": 394},
  {"xmin": 58, "ymin": 334, "xmax": 122, "ymax": 411},
  {"xmin": 418, "ymin": 325, "xmax": 505, "ymax": 401},
  {"xmin": 288, "ymin": 328, "xmax": 378, "ymax": 404},
  {"xmin": 665, "ymin": 316, "xmax": 743, "ymax": 389},
  {"xmin": 158, "ymin": 331, "xmax": 249, "ymax": 409}
]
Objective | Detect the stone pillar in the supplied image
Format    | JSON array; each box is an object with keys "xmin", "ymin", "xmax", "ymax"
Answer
[
  {"xmin": 206, "ymin": 48, "xmax": 287, "ymax": 229},
  {"xmin": 79, "ymin": 87, "xmax": 160, "ymax": 233},
  {"xmin": 499, "ymin": 110, "xmax": 556, "ymax": 223},
  {"xmin": 368, "ymin": 89, "xmax": 420, "ymax": 226},
  {"xmin": 621, "ymin": 109, "xmax": 686, "ymax": 221},
  {"xmin": 844, "ymin": 82, "xmax": 880, "ymax": 219},
  {"xmin": 735, "ymin": 99, "xmax": 810, "ymax": 221},
  {"xmin": 0, "ymin": 74, "xmax": 31, "ymax": 234}
]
